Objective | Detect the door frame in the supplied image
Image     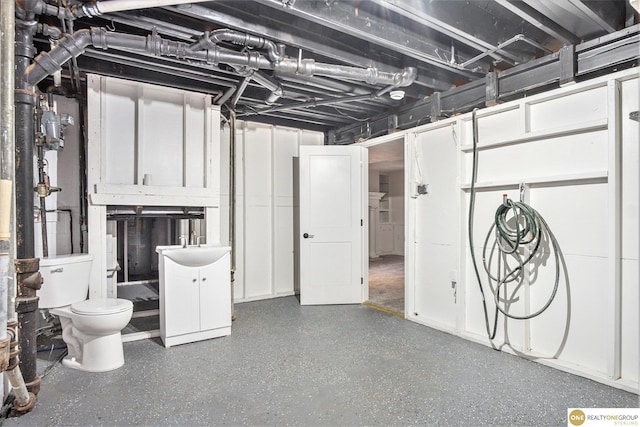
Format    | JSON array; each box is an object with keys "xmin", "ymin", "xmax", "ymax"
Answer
[{"xmin": 358, "ymin": 134, "xmax": 410, "ymax": 317}]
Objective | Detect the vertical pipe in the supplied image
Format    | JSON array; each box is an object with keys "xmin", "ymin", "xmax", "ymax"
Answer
[
  {"xmin": 0, "ymin": 254, "xmax": 8, "ymax": 399},
  {"xmin": 2, "ymin": 3, "xmax": 36, "ymax": 414},
  {"xmin": 36, "ymin": 145, "xmax": 48, "ymax": 258},
  {"xmin": 15, "ymin": 19, "xmax": 36, "ymax": 261},
  {"xmin": 1, "ymin": 0, "xmax": 16, "ymax": 325},
  {"xmin": 15, "ymin": 15, "xmax": 41, "ymax": 396},
  {"xmin": 228, "ymin": 111, "xmax": 236, "ymax": 320}
]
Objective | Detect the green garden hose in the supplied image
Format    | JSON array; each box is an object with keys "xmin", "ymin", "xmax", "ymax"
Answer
[{"xmin": 468, "ymin": 109, "xmax": 562, "ymax": 340}]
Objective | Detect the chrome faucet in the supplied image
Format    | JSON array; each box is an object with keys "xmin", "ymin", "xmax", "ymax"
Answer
[
  {"xmin": 196, "ymin": 236, "xmax": 205, "ymax": 247},
  {"xmin": 179, "ymin": 235, "xmax": 187, "ymax": 248}
]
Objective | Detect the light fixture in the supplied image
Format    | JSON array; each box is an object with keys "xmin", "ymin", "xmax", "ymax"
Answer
[{"xmin": 389, "ymin": 90, "xmax": 405, "ymax": 100}]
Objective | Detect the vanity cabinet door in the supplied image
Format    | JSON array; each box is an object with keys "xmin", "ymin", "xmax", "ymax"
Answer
[
  {"xmin": 164, "ymin": 261, "xmax": 200, "ymax": 337},
  {"xmin": 199, "ymin": 256, "xmax": 231, "ymax": 331}
]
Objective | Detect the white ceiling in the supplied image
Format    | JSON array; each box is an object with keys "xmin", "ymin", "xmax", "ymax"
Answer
[{"xmin": 367, "ymin": 137, "xmax": 404, "ymax": 173}]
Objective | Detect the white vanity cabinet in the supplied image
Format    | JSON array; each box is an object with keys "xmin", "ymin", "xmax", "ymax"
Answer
[{"xmin": 157, "ymin": 245, "xmax": 231, "ymax": 347}]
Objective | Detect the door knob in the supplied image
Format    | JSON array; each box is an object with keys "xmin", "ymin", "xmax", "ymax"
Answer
[{"xmin": 303, "ymin": 233, "xmax": 314, "ymax": 239}]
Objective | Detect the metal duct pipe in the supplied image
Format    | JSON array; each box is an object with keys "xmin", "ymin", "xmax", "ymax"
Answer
[
  {"xmin": 24, "ymin": 28, "xmax": 273, "ymax": 86},
  {"xmin": 189, "ymin": 29, "xmax": 286, "ymax": 62},
  {"xmin": 16, "ymin": 0, "xmax": 74, "ymax": 20},
  {"xmin": 25, "ymin": 27, "xmax": 417, "ymax": 91},
  {"xmin": 275, "ymin": 58, "xmax": 417, "ymax": 87},
  {"xmin": 36, "ymin": 23, "xmax": 63, "ymax": 40},
  {"xmin": 251, "ymin": 72, "xmax": 284, "ymax": 105},
  {"xmin": 71, "ymin": 0, "xmax": 212, "ymax": 18},
  {"xmin": 231, "ymin": 75, "xmax": 252, "ymax": 108},
  {"xmin": 18, "ymin": 0, "xmax": 212, "ymax": 19},
  {"xmin": 216, "ymin": 87, "xmax": 237, "ymax": 106}
]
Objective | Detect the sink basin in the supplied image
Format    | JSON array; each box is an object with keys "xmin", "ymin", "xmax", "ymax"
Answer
[{"xmin": 156, "ymin": 245, "xmax": 231, "ymax": 268}]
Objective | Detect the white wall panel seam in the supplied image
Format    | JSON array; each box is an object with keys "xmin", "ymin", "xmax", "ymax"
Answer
[
  {"xmin": 135, "ymin": 85, "xmax": 143, "ymax": 185},
  {"xmin": 606, "ymin": 79, "xmax": 622, "ymax": 380}
]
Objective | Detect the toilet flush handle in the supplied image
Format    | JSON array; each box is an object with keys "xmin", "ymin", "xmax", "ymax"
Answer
[{"xmin": 51, "ymin": 267, "xmax": 63, "ymax": 273}]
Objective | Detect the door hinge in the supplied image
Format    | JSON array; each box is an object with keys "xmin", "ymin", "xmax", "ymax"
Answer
[
  {"xmin": 361, "ymin": 277, "xmax": 363, "ymax": 284},
  {"xmin": 361, "ymin": 219, "xmax": 363, "ymax": 226}
]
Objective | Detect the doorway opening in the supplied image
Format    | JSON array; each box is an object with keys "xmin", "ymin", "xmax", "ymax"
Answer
[{"xmin": 365, "ymin": 138, "xmax": 405, "ymax": 316}]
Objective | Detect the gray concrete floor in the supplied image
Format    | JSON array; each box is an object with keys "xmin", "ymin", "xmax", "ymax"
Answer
[
  {"xmin": 5, "ymin": 296, "xmax": 638, "ymax": 426},
  {"xmin": 368, "ymin": 255, "xmax": 404, "ymax": 314}
]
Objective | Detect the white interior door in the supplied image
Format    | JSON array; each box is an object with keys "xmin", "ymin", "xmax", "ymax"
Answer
[{"xmin": 299, "ymin": 145, "xmax": 367, "ymax": 305}]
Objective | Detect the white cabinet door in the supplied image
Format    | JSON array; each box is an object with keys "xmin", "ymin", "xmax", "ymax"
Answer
[
  {"xmin": 378, "ymin": 224, "xmax": 394, "ymax": 254},
  {"xmin": 199, "ymin": 254, "xmax": 232, "ymax": 331},
  {"xmin": 164, "ymin": 260, "xmax": 200, "ymax": 337}
]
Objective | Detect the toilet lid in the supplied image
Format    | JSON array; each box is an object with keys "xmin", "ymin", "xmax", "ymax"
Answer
[{"xmin": 71, "ymin": 298, "xmax": 133, "ymax": 315}]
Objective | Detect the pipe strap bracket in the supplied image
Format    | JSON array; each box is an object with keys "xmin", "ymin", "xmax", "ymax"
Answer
[
  {"xmin": 6, "ymin": 341, "xmax": 18, "ymax": 371},
  {"xmin": 13, "ymin": 391, "xmax": 37, "ymax": 413},
  {"xmin": 24, "ymin": 377, "xmax": 41, "ymax": 397},
  {"xmin": 14, "ymin": 89, "xmax": 37, "ymax": 105},
  {"xmin": 16, "ymin": 296, "xmax": 39, "ymax": 314},
  {"xmin": 7, "ymin": 321, "xmax": 20, "ymax": 370},
  {"xmin": 15, "ymin": 257, "xmax": 42, "ymax": 296},
  {"xmin": 0, "ymin": 337, "xmax": 10, "ymax": 372},
  {"xmin": 14, "ymin": 257, "xmax": 39, "ymax": 274}
]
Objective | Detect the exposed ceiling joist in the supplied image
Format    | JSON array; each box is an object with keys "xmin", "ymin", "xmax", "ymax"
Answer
[
  {"xmin": 368, "ymin": 0, "xmax": 523, "ymax": 64},
  {"xmin": 254, "ymin": 0, "xmax": 479, "ymax": 80},
  {"xmin": 23, "ymin": 0, "xmax": 636, "ymax": 134},
  {"xmin": 494, "ymin": 0, "xmax": 580, "ymax": 45},
  {"xmin": 169, "ymin": 2, "xmax": 454, "ymax": 92}
]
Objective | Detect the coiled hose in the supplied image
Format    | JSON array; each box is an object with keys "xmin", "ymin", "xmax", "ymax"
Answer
[{"xmin": 468, "ymin": 109, "xmax": 561, "ymax": 340}]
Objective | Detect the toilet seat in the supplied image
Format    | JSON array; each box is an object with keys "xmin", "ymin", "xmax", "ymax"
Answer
[{"xmin": 71, "ymin": 298, "xmax": 133, "ymax": 316}]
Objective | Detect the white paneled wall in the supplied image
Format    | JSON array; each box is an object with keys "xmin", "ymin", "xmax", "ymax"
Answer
[
  {"xmin": 233, "ymin": 121, "xmax": 323, "ymax": 301},
  {"xmin": 408, "ymin": 123, "xmax": 459, "ymax": 331},
  {"xmin": 401, "ymin": 69, "xmax": 638, "ymax": 393},
  {"xmin": 620, "ymin": 77, "xmax": 639, "ymax": 387},
  {"xmin": 86, "ymin": 75, "xmax": 221, "ymax": 297}
]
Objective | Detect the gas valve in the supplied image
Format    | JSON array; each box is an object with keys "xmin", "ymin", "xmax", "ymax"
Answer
[{"xmin": 34, "ymin": 175, "xmax": 61, "ymax": 198}]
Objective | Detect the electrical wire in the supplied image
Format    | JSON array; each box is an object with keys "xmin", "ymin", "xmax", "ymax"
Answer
[{"xmin": 468, "ymin": 109, "xmax": 562, "ymax": 340}]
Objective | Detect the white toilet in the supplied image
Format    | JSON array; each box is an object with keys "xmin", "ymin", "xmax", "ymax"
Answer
[{"xmin": 38, "ymin": 254, "xmax": 133, "ymax": 372}]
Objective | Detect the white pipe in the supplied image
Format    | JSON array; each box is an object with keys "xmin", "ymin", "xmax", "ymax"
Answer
[
  {"xmin": 1, "ymin": 0, "xmax": 15, "ymax": 330},
  {"xmin": 6, "ymin": 367, "xmax": 31, "ymax": 403},
  {"xmin": 91, "ymin": 0, "xmax": 211, "ymax": 15},
  {"xmin": 0, "ymin": 253, "xmax": 8, "ymax": 338}
]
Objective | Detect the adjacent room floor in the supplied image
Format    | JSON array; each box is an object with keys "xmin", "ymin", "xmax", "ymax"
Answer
[
  {"xmin": 368, "ymin": 255, "xmax": 404, "ymax": 315},
  {"xmin": 6, "ymin": 296, "xmax": 637, "ymax": 426}
]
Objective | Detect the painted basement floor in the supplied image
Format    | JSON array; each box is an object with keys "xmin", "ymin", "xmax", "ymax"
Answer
[
  {"xmin": 5, "ymin": 296, "xmax": 638, "ymax": 426},
  {"xmin": 368, "ymin": 255, "xmax": 405, "ymax": 315}
]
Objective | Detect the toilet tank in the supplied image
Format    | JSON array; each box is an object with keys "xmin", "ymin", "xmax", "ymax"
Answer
[{"xmin": 38, "ymin": 254, "xmax": 94, "ymax": 309}]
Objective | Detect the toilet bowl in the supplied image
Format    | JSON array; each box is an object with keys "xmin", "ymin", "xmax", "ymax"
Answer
[{"xmin": 38, "ymin": 254, "xmax": 133, "ymax": 372}]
